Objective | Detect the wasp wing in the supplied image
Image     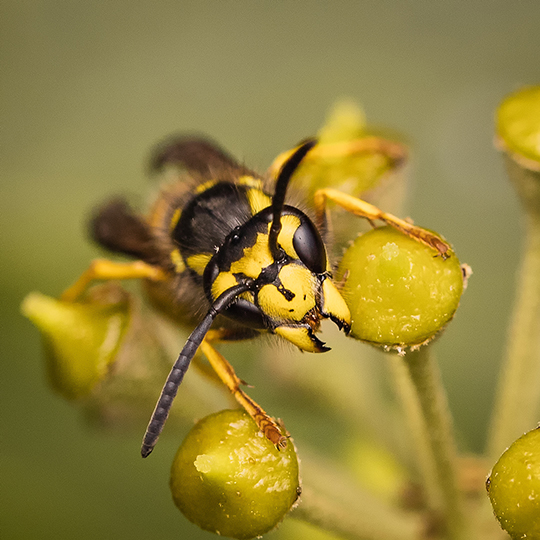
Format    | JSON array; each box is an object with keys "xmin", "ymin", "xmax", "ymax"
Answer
[{"xmin": 150, "ymin": 135, "xmax": 253, "ymax": 179}]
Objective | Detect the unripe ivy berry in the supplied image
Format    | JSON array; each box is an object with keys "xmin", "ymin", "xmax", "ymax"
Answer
[
  {"xmin": 487, "ymin": 427, "xmax": 540, "ymax": 539},
  {"xmin": 497, "ymin": 85, "xmax": 540, "ymax": 164},
  {"xmin": 337, "ymin": 226, "xmax": 464, "ymax": 348},
  {"xmin": 20, "ymin": 290, "xmax": 130, "ymax": 399},
  {"xmin": 170, "ymin": 409, "xmax": 300, "ymax": 540}
]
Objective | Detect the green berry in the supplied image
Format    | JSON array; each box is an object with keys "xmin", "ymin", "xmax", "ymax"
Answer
[
  {"xmin": 170, "ymin": 409, "xmax": 300, "ymax": 539},
  {"xmin": 487, "ymin": 427, "xmax": 540, "ymax": 539},
  {"xmin": 497, "ymin": 86, "xmax": 540, "ymax": 164},
  {"xmin": 288, "ymin": 100, "xmax": 405, "ymax": 196},
  {"xmin": 318, "ymin": 99, "xmax": 367, "ymax": 144},
  {"xmin": 337, "ymin": 226, "xmax": 464, "ymax": 348},
  {"xmin": 20, "ymin": 290, "xmax": 130, "ymax": 399}
]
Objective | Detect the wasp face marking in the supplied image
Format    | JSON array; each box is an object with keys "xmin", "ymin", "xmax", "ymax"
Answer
[{"xmin": 203, "ymin": 204, "xmax": 351, "ymax": 351}]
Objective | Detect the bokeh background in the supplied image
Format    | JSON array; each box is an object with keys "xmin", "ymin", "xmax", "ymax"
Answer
[{"xmin": 3, "ymin": 1, "xmax": 540, "ymax": 539}]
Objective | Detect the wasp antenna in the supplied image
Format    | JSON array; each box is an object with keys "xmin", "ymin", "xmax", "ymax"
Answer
[
  {"xmin": 268, "ymin": 138, "xmax": 317, "ymax": 259},
  {"xmin": 141, "ymin": 282, "xmax": 252, "ymax": 458}
]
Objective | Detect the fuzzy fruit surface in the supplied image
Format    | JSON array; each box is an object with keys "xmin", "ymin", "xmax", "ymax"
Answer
[
  {"xmin": 487, "ymin": 427, "xmax": 540, "ymax": 539},
  {"xmin": 170, "ymin": 409, "xmax": 300, "ymax": 540},
  {"xmin": 338, "ymin": 226, "xmax": 463, "ymax": 347}
]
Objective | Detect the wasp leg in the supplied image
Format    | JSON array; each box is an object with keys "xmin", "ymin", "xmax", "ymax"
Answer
[
  {"xmin": 313, "ymin": 188, "xmax": 451, "ymax": 259},
  {"xmin": 61, "ymin": 259, "xmax": 167, "ymax": 302},
  {"xmin": 191, "ymin": 328, "xmax": 259, "ymax": 386},
  {"xmin": 205, "ymin": 328, "xmax": 260, "ymax": 343},
  {"xmin": 199, "ymin": 339, "xmax": 288, "ymax": 449}
]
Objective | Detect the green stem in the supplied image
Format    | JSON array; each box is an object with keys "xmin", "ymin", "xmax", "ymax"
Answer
[
  {"xmin": 403, "ymin": 346, "xmax": 468, "ymax": 540},
  {"xmin": 294, "ymin": 451, "xmax": 423, "ymax": 540},
  {"xmin": 388, "ymin": 354, "xmax": 442, "ymax": 510},
  {"xmin": 488, "ymin": 154, "xmax": 540, "ymax": 461},
  {"xmin": 294, "ymin": 488, "xmax": 421, "ymax": 540}
]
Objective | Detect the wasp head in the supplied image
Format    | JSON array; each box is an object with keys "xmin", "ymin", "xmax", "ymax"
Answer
[{"xmin": 204, "ymin": 140, "xmax": 351, "ymax": 352}]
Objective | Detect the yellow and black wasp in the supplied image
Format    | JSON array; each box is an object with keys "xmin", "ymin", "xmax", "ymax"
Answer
[{"xmin": 61, "ymin": 135, "xmax": 449, "ymax": 457}]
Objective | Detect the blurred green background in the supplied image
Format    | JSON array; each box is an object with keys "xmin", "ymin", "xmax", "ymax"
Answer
[{"xmin": 2, "ymin": 1, "xmax": 540, "ymax": 539}]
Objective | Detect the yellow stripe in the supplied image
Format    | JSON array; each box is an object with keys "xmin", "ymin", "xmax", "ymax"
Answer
[
  {"xmin": 211, "ymin": 271, "xmax": 238, "ymax": 299},
  {"xmin": 276, "ymin": 215, "xmax": 300, "ymax": 260},
  {"xmin": 227, "ymin": 216, "xmax": 301, "ymax": 279},
  {"xmin": 195, "ymin": 179, "xmax": 218, "ymax": 194},
  {"xmin": 170, "ymin": 248, "xmax": 186, "ymax": 273},
  {"xmin": 238, "ymin": 176, "xmax": 271, "ymax": 214},
  {"xmin": 246, "ymin": 187, "xmax": 271, "ymax": 214},
  {"xmin": 229, "ymin": 232, "xmax": 273, "ymax": 278},
  {"xmin": 186, "ymin": 253, "xmax": 212, "ymax": 276},
  {"xmin": 169, "ymin": 208, "xmax": 181, "ymax": 232},
  {"xmin": 238, "ymin": 176, "xmax": 263, "ymax": 189}
]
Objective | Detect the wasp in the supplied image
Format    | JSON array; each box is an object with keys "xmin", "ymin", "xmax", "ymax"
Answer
[{"xmin": 61, "ymin": 135, "xmax": 449, "ymax": 457}]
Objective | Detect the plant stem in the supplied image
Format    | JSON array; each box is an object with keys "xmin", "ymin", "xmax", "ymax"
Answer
[
  {"xmin": 403, "ymin": 346, "xmax": 468, "ymax": 540},
  {"xmin": 488, "ymin": 153, "xmax": 540, "ymax": 461},
  {"xmin": 294, "ymin": 451, "xmax": 423, "ymax": 540},
  {"xmin": 294, "ymin": 488, "xmax": 420, "ymax": 540},
  {"xmin": 388, "ymin": 354, "xmax": 442, "ymax": 509}
]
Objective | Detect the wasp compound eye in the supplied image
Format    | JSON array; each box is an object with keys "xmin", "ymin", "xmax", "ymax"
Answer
[{"xmin": 292, "ymin": 214, "xmax": 327, "ymax": 274}]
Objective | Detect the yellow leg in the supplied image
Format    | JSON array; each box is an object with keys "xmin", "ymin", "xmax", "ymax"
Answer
[
  {"xmin": 199, "ymin": 339, "xmax": 288, "ymax": 449},
  {"xmin": 61, "ymin": 259, "xmax": 168, "ymax": 302},
  {"xmin": 191, "ymin": 327, "xmax": 260, "ymax": 386},
  {"xmin": 314, "ymin": 188, "xmax": 451, "ymax": 259}
]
